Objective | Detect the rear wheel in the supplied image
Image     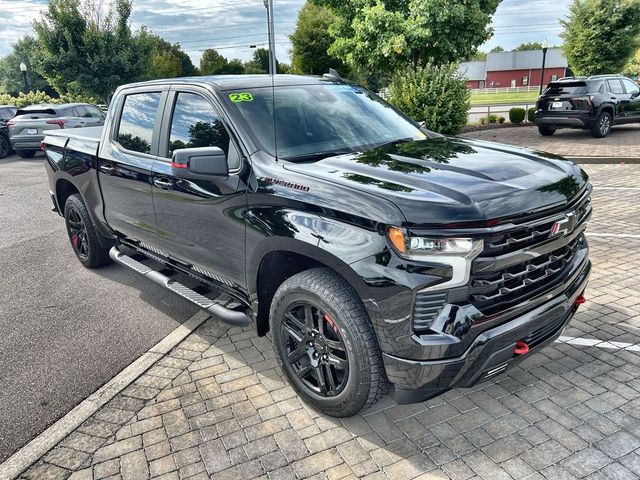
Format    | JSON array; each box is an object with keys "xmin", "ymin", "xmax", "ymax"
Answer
[
  {"xmin": 591, "ymin": 111, "xmax": 612, "ymax": 138},
  {"xmin": 64, "ymin": 194, "xmax": 111, "ymax": 268},
  {"xmin": 270, "ymin": 268, "xmax": 386, "ymax": 417},
  {"xmin": 17, "ymin": 150, "xmax": 36, "ymax": 158},
  {"xmin": 0, "ymin": 134, "xmax": 9, "ymax": 159},
  {"xmin": 537, "ymin": 125, "xmax": 556, "ymax": 136}
]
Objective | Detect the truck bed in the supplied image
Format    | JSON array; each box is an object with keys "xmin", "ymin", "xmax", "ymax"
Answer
[{"xmin": 44, "ymin": 126, "xmax": 103, "ymax": 157}]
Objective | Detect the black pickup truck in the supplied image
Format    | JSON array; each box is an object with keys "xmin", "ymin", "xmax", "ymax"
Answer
[{"xmin": 43, "ymin": 75, "xmax": 591, "ymax": 417}]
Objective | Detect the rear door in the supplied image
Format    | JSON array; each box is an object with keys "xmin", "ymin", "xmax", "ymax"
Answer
[
  {"xmin": 98, "ymin": 88, "xmax": 169, "ymax": 245},
  {"xmin": 151, "ymin": 87, "xmax": 248, "ymax": 289}
]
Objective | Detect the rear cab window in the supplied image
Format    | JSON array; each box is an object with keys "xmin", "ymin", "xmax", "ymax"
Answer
[{"xmin": 116, "ymin": 92, "xmax": 162, "ymax": 155}]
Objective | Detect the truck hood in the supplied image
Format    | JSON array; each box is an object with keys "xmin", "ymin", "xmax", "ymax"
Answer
[{"xmin": 284, "ymin": 137, "xmax": 588, "ymax": 225}]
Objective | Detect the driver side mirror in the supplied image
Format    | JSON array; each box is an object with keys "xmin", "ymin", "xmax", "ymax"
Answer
[
  {"xmin": 171, "ymin": 146, "xmax": 228, "ymax": 177},
  {"xmin": 631, "ymin": 90, "xmax": 640, "ymax": 99}
]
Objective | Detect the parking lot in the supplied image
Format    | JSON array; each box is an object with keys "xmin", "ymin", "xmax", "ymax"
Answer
[{"xmin": 2, "ymin": 156, "xmax": 640, "ymax": 479}]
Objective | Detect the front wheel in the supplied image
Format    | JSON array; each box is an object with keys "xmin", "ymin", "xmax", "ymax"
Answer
[
  {"xmin": 537, "ymin": 125, "xmax": 556, "ymax": 136},
  {"xmin": 64, "ymin": 194, "xmax": 111, "ymax": 268},
  {"xmin": 17, "ymin": 150, "xmax": 36, "ymax": 158},
  {"xmin": 269, "ymin": 268, "xmax": 386, "ymax": 417},
  {"xmin": 591, "ymin": 111, "xmax": 612, "ymax": 138}
]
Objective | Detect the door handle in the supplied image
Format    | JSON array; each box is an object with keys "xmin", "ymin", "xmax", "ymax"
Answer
[
  {"xmin": 99, "ymin": 165, "xmax": 114, "ymax": 174},
  {"xmin": 153, "ymin": 178, "xmax": 173, "ymax": 189}
]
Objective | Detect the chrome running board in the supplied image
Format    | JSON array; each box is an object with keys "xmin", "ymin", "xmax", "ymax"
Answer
[{"xmin": 109, "ymin": 246, "xmax": 251, "ymax": 327}]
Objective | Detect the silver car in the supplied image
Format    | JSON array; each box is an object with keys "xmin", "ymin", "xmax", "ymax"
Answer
[{"xmin": 7, "ymin": 103, "xmax": 105, "ymax": 158}]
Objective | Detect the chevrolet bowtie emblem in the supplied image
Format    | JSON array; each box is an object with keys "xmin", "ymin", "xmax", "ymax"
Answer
[{"xmin": 550, "ymin": 212, "xmax": 577, "ymax": 237}]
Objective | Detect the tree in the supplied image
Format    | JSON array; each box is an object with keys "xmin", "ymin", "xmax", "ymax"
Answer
[
  {"xmin": 290, "ymin": 2, "xmax": 347, "ymax": 75},
  {"xmin": 0, "ymin": 37, "xmax": 54, "ymax": 95},
  {"xmin": 317, "ymin": 0, "xmax": 501, "ymax": 71},
  {"xmin": 490, "ymin": 46, "xmax": 505, "ymax": 53},
  {"xmin": 200, "ymin": 48, "xmax": 228, "ymax": 75},
  {"xmin": 143, "ymin": 34, "xmax": 197, "ymax": 79},
  {"xmin": 222, "ymin": 59, "xmax": 245, "ymax": 74},
  {"xmin": 561, "ymin": 0, "xmax": 640, "ymax": 76},
  {"xmin": 513, "ymin": 42, "xmax": 543, "ymax": 51},
  {"xmin": 466, "ymin": 49, "xmax": 487, "ymax": 61},
  {"xmin": 624, "ymin": 49, "xmax": 640, "ymax": 77},
  {"xmin": 32, "ymin": 0, "xmax": 152, "ymax": 102}
]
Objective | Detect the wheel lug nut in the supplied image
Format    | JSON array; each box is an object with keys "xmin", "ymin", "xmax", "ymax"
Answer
[
  {"xmin": 313, "ymin": 352, "xmax": 319, "ymax": 359},
  {"xmin": 307, "ymin": 341, "xmax": 313, "ymax": 347}
]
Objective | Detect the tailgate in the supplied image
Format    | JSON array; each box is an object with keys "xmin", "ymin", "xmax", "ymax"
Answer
[{"xmin": 538, "ymin": 82, "xmax": 592, "ymax": 112}]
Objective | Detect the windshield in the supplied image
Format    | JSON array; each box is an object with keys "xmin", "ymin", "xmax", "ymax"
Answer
[{"xmin": 224, "ymin": 83, "xmax": 426, "ymax": 160}]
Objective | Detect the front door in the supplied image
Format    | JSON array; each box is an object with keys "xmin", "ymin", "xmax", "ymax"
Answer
[
  {"xmin": 151, "ymin": 89, "xmax": 248, "ymax": 289},
  {"xmin": 622, "ymin": 79, "xmax": 640, "ymax": 120},
  {"xmin": 607, "ymin": 79, "xmax": 627, "ymax": 120},
  {"xmin": 99, "ymin": 89, "xmax": 167, "ymax": 246}
]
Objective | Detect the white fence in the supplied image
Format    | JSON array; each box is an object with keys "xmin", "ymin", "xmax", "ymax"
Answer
[{"xmin": 470, "ymin": 86, "xmax": 542, "ymax": 94}]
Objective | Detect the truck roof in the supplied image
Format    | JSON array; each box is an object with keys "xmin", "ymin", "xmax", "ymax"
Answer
[{"xmin": 119, "ymin": 74, "xmax": 340, "ymax": 92}]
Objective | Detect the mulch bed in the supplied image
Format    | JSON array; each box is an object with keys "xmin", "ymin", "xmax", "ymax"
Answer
[{"xmin": 462, "ymin": 123, "xmax": 534, "ymax": 133}]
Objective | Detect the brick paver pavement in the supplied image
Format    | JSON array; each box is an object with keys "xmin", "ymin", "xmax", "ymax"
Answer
[
  {"xmin": 461, "ymin": 124, "xmax": 640, "ymax": 158},
  {"xmin": 16, "ymin": 165, "xmax": 640, "ymax": 480}
]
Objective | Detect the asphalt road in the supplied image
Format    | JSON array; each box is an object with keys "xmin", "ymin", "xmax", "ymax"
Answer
[{"xmin": 0, "ymin": 153, "xmax": 198, "ymax": 463}]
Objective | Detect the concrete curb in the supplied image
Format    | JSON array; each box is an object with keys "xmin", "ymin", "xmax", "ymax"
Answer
[
  {"xmin": 0, "ymin": 310, "xmax": 210, "ymax": 480},
  {"xmin": 567, "ymin": 157, "xmax": 640, "ymax": 164}
]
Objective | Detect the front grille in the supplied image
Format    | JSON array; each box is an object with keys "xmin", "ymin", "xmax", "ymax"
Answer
[
  {"xmin": 471, "ymin": 235, "xmax": 585, "ymax": 314},
  {"xmin": 412, "ymin": 291, "xmax": 447, "ymax": 332},
  {"xmin": 483, "ymin": 194, "xmax": 591, "ymax": 256}
]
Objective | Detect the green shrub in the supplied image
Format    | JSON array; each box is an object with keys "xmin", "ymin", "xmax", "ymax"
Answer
[
  {"xmin": 509, "ymin": 107, "xmax": 526, "ymax": 124},
  {"xmin": 0, "ymin": 90, "xmax": 99, "ymax": 108},
  {"xmin": 388, "ymin": 62, "xmax": 470, "ymax": 135},
  {"xmin": 488, "ymin": 113, "xmax": 498, "ymax": 123},
  {"xmin": 498, "ymin": 116, "xmax": 506, "ymax": 124},
  {"xmin": 527, "ymin": 107, "xmax": 535, "ymax": 123},
  {"xmin": 479, "ymin": 117, "xmax": 486, "ymax": 125}
]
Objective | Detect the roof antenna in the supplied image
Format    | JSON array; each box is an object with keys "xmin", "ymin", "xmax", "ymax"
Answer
[{"xmin": 323, "ymin": 68, "xmax": 342, "ymax": 81}]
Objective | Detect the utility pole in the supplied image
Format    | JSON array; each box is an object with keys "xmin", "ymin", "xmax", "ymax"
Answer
[{"xmin": 263, "ymin": 0, "xmax": 277, "ymax": 75}]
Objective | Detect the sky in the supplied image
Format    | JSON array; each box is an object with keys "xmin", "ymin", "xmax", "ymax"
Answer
[{"xmin": 0, "ymin": 0, "xmax": 574, "ymax": 67}]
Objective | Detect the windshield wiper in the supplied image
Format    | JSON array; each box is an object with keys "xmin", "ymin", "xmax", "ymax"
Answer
[
  {"xmin": 371, "ymin": 137, "xmax": 416, "ymax": 150},
  {"xmin": 281, "ymin": 149, "xmax": 355, "ymax": 163}
]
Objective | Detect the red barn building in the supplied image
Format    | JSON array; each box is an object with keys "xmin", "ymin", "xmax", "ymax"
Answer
[{"xmin": 459, "ymin": 48, "xmax": 568, "ymax": 90}]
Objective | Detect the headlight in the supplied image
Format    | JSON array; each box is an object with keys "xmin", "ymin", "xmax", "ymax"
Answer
[
  {"xmin": 387, "ymin": 227, "xmax": 483, "ymax": 260},
  {"xmin": 387, "ymin": 227, "xmax": 484, "ymax": 292}
]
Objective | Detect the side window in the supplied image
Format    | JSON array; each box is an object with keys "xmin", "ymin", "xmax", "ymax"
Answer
[
  {"xmin": 116, "ymin": 92, "xmax": 162, "ymax": 155},
  {"xmin": 85, "ymin": 106, "xmax": 104, "ymax": 118},
  {"xmin": 0, "ymin": 109, "xmax": 8, "ymax": 120},
  {"xmin": 73, "ymin": 106, "xmax": 87, "ymax": 117},
  {"xmin": 623, "ymin": 79, "xmax": 639, "ymax": 95},
  {"xmin": 168, "ymin": 92, "xmax": 239, "ymax": 169},
  {"xmin": 608, "ymin": 80, "xmax": 624, "ymax": 94}
]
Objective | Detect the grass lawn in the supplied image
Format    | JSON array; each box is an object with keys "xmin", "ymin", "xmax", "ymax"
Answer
[{"xmin": 470, "ymin": 91, "xmax": 540, "ymax": 105}]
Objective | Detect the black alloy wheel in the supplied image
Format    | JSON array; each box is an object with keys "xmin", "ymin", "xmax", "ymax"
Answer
[
  {"xmin": 280, "ymin": 302, "xmax": 349, "ymax": 397},
  {"xmin": 63, "ymin": 194, "xmax": 111, "ymax": 268},
  {"xmin": 66, "ymin": 205, "xmax": 89, "ymax": 260},
  {"xmin": 270, "ymin": 268, "xmax": 386, "ymax": 417},
  {"xmin": 591, "ymin": 111, "xmax": 612, "ymax": 138},
  {"xmin": 0, "ymin": 134, "xmax": 9, "ymax": 159}
]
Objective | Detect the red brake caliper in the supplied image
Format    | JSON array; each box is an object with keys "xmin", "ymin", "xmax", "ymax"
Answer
[
  {"xmin": 71, "ymin": 234, "xmax": 79, "ymax": 248},
  {"xmin": 324, "ymin": 314, "xmax": 339, "ymax": 334}
]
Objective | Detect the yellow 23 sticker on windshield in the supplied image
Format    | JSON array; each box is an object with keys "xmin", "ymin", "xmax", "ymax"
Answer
[{"xmin": 229, "ymin": 93, "xmax": 254, "ymax": 103}]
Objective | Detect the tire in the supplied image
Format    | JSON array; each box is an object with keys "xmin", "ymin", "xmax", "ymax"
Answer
[
  {"xmin": 537, "ymin": 125, "xmax": 556, "ymax": 136},
  {"xmin": 0, "ymin": 134, "xmax": 9, "ymax": 159},
  {"xmin": 269, "ymin": 268, "xmax": 386, "ymax": 417},
  {"xmin": 64, "ymin": 194, "xmax": 111, "ymax": 268},
  {"xmin": 17, "ymin": 150, "xmax": 36, "ymax": 158},
  {"xmin": 591, "ymin": 111, "xmax": 612, "ymax": 138}
]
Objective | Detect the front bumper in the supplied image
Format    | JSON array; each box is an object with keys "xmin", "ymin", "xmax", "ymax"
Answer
[{"xmin": 384, "ymin": 259, "xmax": 590, "ymax": 403}]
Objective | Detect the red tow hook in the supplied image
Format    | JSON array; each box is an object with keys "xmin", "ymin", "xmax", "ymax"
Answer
[
  {"xmin": 514, "ymin": 340, "xmax": 530, "ymax": 356},
  {"xmin": 574, "ymin": 294, "xmax": 586, "ymax": 305}
]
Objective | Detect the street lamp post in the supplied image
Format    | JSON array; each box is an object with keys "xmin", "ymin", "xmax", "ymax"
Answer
[
  {"xmin": 19, "ymin": 62, "xmax": 29, "ymax": 93},
  {"xmin": 539, "ymin": 40, "xmax": 549, "ymax": 95},
  {"xmin": 263, "ymin": 0, "xmax": 277, "ymax": 75}
]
